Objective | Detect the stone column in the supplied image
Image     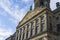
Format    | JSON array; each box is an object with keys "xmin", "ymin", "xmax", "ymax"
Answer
[
  {"xmin": 16, "ymin": 30, "xmax": 19, "ymax": 40},
  {"xmin": 32, "ymin": 20, "xmax": 36, "ymax": 36},
  {"xmin": 39, "ymin": 16, "xmax": 42, "ymax": 32},
  {"xmin": 43, "ymin": 37, "xmax": 48, "ymax": 40},
  {"xmin": 37, "ymin": 17, "xmax": 41, "ymax": 34},
  {"xmin": 28, "ymin": 23, "xmax": 31, "ymax": 38},
  {"xmin": 44, "ymin": 14, "xmax": 47, "ymax": 31},
  {"xmin": 21, "ymin": 27, "xmax": 23, "ymax": 40},
  {"xmin": 15, "ymin": 31, "xmax": 17, "ymax": 40},
  {"xmin": 18, "ymin": 29, "xmax": 21, "ymax": 40},
  {"xmin": 24, "ymin": 25, "xmax": 27, "ymax": 40},
  {"xmin": 18, "ymin": 30, "xmax": 20, "ymax": 40}
]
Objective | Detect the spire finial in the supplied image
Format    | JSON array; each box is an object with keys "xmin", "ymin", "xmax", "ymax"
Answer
[{"xmin": 30, "ymin": 5, "xmax": 32, "ymax": 10}]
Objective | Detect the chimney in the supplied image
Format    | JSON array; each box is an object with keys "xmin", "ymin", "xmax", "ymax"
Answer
[{"xmin": 56, "ymin": 2, "xmax": 60, "ymax": 8}]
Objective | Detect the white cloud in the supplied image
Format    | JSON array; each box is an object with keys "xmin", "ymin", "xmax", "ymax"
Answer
[
  {"xmin": 8, "ymin": 8, "xmax": 27, "ymax": 25},
  {"xmin": 0, "ymin": 0, "xmax": 34, "ymax": 25},
  {"xmin": 0, "ymin": 20, "xmax": 14, "ymax": 40},
  {"xmin": 0, "ymin": 21, "xmax": 13, "ymax": 37},
  {"xmin": 0, "ymin": 2, "xmax": 19, "ymax": 20},
  {"xmin": 0, "ymin": 0, "xmax": 12, "ymax": 7},
  {"xmin": 0, "ymin": 27, "xmax": 14, "ymax": 40},
  {"xmin": 9, "ymin": 18, "xmax": 18, "ymax": 25},
  {"xmin": 0, "ymin": 0, "xmax": 27, "ymax": 24},
  {"xmin": 22, "ymin": 0, "xmax": 29, "ymax": 2},
  {"xmin": 50, "ymin": 0, "xmax": 60, "ymax": 10},
  {"xmin": 0, "ymin": 27, "xmax": 13, "ymax": 37},
  {"xmin": 0, "ymin": 37, "xmax": 3, "ymax": 40},
  {"xmin": 22, "ymin": 0, "xmax": 33, "ymax": 4},
  {"xmin": 0, "ymin": 9, "xmax": 8, "ymax": 16}
]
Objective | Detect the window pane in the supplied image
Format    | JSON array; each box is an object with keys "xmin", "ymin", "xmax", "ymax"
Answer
[
  {"xmin": 56, "ymin": 16, "xmax": 59, "ymax": 20},
  {"xmin": 35, "ymin": 26, "xmax": 37, "ymax": 34},
  {"xmin": 35, "ymin": 19, "xmax": 39, "ymax": 34},
  {"xmin": 57, "ymin": 24, "xmax": 60, "ymax": 32},
  {"xmin": 30, "ymin": 28, "xmax": 32, "ymax": 36},
  {"xmin": 49, "ymin": 23, "xmax": 52, "ymax": 31},
  {"xmin": 31, "ymin": 21, "xmax": 34, "ymax": 36},
  {"xmin": 24, "ymin": 26, "xmax": 25, "ymax": 30},
  {"xmin": 41, "ymin": 23, "xmax": 45, "ymax": 31},
  {"xmin": 36, "ymin": 19, "xmax": 39, "ymax": 24},
  {"xmin": 49, "ymin": 16, "xmax": 51, "ymax": 22},
  {"xmin": 41, "ymin": 16, "xmax": 44, "ymax": 21}
]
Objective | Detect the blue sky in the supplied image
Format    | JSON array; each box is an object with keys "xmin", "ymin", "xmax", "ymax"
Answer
[{"xmin": 0, "ymin": 0, "xmax": 60, "ymax": 40}]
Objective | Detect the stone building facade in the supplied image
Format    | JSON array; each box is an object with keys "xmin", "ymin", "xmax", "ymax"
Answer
[
  {"xmin": 16, "ymin": 8, "xmax": 60, "ymax": 40},
  {"xmin": 6, "ymin": 0, "xmax": 60, "ymax": 40}
]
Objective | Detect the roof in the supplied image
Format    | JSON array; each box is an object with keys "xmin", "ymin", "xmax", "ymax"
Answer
[{"xmin": 53, "ymin": 7, "xmax": 60, "ymax": 13}]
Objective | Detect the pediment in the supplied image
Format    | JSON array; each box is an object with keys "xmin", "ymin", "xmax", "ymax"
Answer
[{"xmin": 19, "ymin": 7, "xmax": 47, "ymax": 26}]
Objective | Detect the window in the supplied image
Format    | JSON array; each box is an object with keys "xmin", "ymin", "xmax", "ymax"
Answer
[
  {"xmin": 49, "ymin": 23, "xmax": 52, "ymax": 31},
  {"xmin": 30, "ymin": 21, "xmax": 34, "ymax": 36},
  {"xmin": 27, "ymin": 24, "xmax": 29, "ymax": 30},
  {"xmin": 57, "ymin": 24, "xmax": 60, "ymax": 32},
  {"xmin": 41, "ymin": 23, "xmax": 45, "ymax": 31},
  {"xmin": 49, "ymin": 16, "xmax": 51, "ymax": 21},
  {"xmin": 35, "ymin": 26, "xmax": 38, "ymax": 34},
  {"xmin": 23, "ymin": 26, "xmax": 25, "ymax": 30},
  {"xmin": 30, "ymin": 28, "xmax": 32, "ymax": 36},
  {"xmin": 40, "ymin": 0, "xmax": 44, "ymax": 6},
  {"xmin": 31, "ymin": 21, "xmax": 34, "ymax": 27},
  {"xmin": 35, "ymin": 19, "xmax": 39, "ymax": 34},
  {"xmin": 44, "ymin": 1, "xmax": 48, "ymax": 7},
  {"xmin": 56, "ymin": 16, "xmax": 59, "ymax": 20},
  {"xmin": 36, "ymin": 19, "xmax": 39, "ymax": 25},
  {"xmin": 41, "ymin": 16, "xmax": 44, "ymax": 21}
]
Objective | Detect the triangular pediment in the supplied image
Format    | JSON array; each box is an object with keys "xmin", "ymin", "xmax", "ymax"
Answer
[{"xmin": 18, "ymin": 7, "xmax": 47, "ymax": 27}]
